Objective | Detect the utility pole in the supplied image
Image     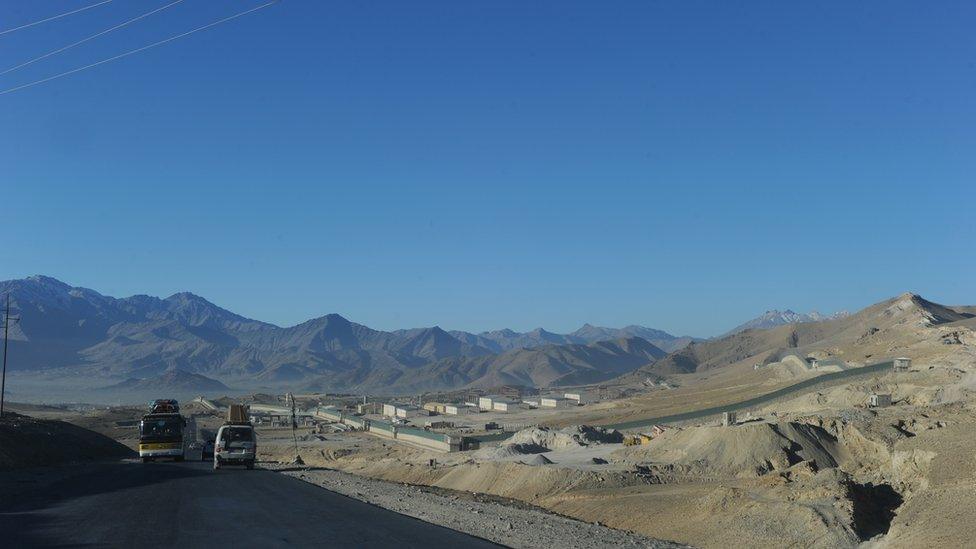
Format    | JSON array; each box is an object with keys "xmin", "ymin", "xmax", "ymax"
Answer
[{"xmin": 1, "ymin": 294, "xmax": 17, "ymax": 418}]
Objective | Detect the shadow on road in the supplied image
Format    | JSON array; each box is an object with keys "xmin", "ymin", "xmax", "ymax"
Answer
[{"xmin": 0, "ymin": 460, "xmax": 211, "ymax": 547}]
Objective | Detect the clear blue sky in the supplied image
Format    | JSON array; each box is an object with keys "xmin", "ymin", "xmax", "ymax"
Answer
[{"xmin": 1, "ymin": 1, "xmax": 973, "ymax": 336}]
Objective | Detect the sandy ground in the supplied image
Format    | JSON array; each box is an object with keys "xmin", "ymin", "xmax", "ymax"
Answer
[{"xmin": 247, "ymin": 361, "xmax": 976, "ymax": 549}]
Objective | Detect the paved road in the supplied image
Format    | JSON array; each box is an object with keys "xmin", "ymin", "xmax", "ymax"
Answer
[{"xmin": 0, "ymin": 460, "xmax": 500, "ymax": 548}]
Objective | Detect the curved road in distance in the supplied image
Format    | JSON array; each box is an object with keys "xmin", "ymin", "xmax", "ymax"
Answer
[{"xmin": 0, "ymin": 460, "xmax": 500, "ymax": 548}]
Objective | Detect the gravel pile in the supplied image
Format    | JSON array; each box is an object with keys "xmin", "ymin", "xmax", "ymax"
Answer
[{"xmin": 267, "ymin": 463, "xmax": 687, "ymax": 548}]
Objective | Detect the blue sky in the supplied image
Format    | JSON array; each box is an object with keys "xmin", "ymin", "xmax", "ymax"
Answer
[{"xmin": 1, "ymin": 1, "xmax": 973, "ymax": 336}]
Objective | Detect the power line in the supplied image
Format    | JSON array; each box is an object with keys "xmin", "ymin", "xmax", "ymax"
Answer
[
  {"xmin": 0, "ymin": 0, "xmax": 113, "ymax": 37},
  {"xmin": 2, "ymin": 0, "xmax": 188, "ymax": 76},
  {"xmin": 0, "ymin": 1, "xmax": 278, "ymax": 97}
]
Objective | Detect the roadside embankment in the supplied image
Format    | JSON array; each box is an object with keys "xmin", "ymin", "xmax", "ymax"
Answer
[
  {"xmin": 0, "ymin": 412, "xmax": 135, "ymax": 470},
  {"xmin": 267, "ymin": 462, "xmax": 688, "ymax": 549}
]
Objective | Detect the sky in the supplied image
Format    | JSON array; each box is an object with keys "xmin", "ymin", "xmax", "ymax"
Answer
[{"xmin": 0, "ymin": 1, "xmax": 973, "ymax": 337}]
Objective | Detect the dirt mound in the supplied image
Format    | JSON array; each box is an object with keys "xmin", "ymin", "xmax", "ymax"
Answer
[
  {"xmin": 509, "ymin": 425, "xmax": 622, "ymax": 450},
  {"xmin": 615, "ymin": 421, "xmax": 842, "ymax": 478},
  {"xmin": 522, "ymin": 454, "xmax": 554, "ymax": 465},
  {"xmin": 473, "ymin": 442, "xmax": 549, "ymax": 459},
  {"xmin": 0, "ymin": 412, "xmax": 135, "ymax": 470}
]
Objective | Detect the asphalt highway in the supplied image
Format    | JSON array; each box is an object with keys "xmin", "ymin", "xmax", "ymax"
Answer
[{"xmin": 0, "ymin": 460, "xmax": 501, "ymax": 548}]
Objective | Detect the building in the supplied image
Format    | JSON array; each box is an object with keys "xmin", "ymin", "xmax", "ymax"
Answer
[
  {"xmin": 395, "ymin": 404, "xmax": 421, "ymax": 418},
  {"xmin": 492, "ymin": 398, "xmax": 522, "ymax": 412},
  {"xmin": 893, "ymin": 357, "xmax": 912, "ymax": 372},
  {"xmin": 444, "ymin": 404, "xmax": 472, "ymax": 415},
  {"xmin": 540, "ymin": 396, "xmax": 574, "ymax": 408},
  {"xmin": 422, "ymin": 402, "xmax": 447, "ymax": 414},
  {"xmin": 522, "ymin": 399, "xmax": 540, "ymax": 408},
  {"xmin": 564, "ymin": 392, "xmax": 587, "ymax": 404},
  {"xmin": 382, "ymin": 403, "xmax": 398, "ymax": 418},
  {"xmin": 478, "ymin": 396, "xmax": 500, "ymax": 411},
  {"xmin": 722, "ymin": 411, "xmax": 737, "ymax": 426},
  {"xmin": 357, "ymin": 402, "xmax": 381, "ymax": 415},
  {"xmin": 869, "ymin": 393, "xmax": 892, "ymax": 407}
]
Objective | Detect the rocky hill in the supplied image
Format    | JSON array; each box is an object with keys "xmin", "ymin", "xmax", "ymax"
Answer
[{"xmin": 635, "ymin": 293, "xmax": 974, "ymax": 377}]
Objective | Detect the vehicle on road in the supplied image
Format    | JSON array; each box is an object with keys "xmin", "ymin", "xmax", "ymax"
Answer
[
  {"xmin": 214, "ymin": 423, "xmax": 256, "ymax": 469},
  {"xmin": 139, "ymin": 412, "xmax": 186, "ymax": 462}
]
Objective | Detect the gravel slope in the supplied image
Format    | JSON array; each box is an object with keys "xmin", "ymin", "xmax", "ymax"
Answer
[{"xmin": 268, "ymin": 463, "xmax": 688, "ymax": 548}]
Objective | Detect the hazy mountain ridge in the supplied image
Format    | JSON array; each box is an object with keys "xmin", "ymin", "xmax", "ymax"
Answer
[
  {"xmin": 0, "ymin": 276, "xmax": 678, "ymax": 394},
  {"xmin": 449, "ymin": 323, "xmax": 698, "ymax": 354}
]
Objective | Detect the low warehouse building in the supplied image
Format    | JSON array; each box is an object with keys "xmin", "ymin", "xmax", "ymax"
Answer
[
  {"xmin": 382, "ymin": 403, "xmax": 397, "ymax": 418},
  {"xmin": 479, "ymin": 396, "xmax": 499, "ymax": 411},
  {"xmin": 540, "ymin": 396, "xmax": 574, "ymax": 408},
  {"xmin": 444, "ymin": 404, "xmax": 473, "ymax": 415},
  {"xmin": 894, "ymin": 357, "xmax": 912, "ymax": 372},
  {"xmin": 564, "ymin": 392, "xmax": 588, "ymax": 404},
  {"xmin": 492, "ymin": 398, "xmax": 522, "ymax": 412}
]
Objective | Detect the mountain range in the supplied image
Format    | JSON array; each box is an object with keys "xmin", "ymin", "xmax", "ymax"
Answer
[
  {"xmin": 0, "ymin": 276, "xmax": 687, "ymax": 394},
  {"xmin": 5, "ymin": 275, "xmax": 930, "ymax": 397}
]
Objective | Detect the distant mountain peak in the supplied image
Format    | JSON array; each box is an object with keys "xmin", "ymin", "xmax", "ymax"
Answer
[
  {"xmin": 725, "ymin": 308, "xmax": 850, "ymax": 335},
  {"xmin": 25, "ymin": 274, "xmax": 70, "ymax": 287}
]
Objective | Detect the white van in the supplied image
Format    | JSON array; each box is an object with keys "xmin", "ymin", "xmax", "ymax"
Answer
[{"xmin": 213, "ymin": 424, "xmax": 257, "ymax": 470}]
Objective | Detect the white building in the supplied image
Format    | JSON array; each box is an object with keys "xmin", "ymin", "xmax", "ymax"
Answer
[
  {"xmin": 444, "ymin": 404, "xmax": 472, "ymax": 415},
  {"xmin": 395, "ymin": 404, "xmax": 430, "ymax": 418},
  {"xmin": 479, "ymin": 396, "xmax": 500, "ymax": 411},
  {"xmin": 563, "ymin": 392, "xmax": 587, "ymax": 404},
  {"xmin": 540, "ymin": 396, "xmax": 574, "ymax": 408},
  {"xmin": 492, "ymin": 398, "xmax": 522, "ymax": 412},
  {"xmin": 382, "ymin": 403, "xmax": 397, "ymax": 418},
  {"xmin": 522, "ymin": 399, "xmax": 540, "ymax": 408},
  {"xmin": 893, "ymin": 357, "xmax": 912, "ymax": 372}
]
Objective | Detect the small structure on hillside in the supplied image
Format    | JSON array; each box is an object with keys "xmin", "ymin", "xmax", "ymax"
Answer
[
  {"xmin": 722, "ymin": 411, "xmax": 737, "ymax": 426},
  {"xmin": 869, "ymin": 393, "xmax": 893, "ymax": 408},
  {"xmin": 893, "ymin": 357, "xmax": 912, "ymax": 372}
]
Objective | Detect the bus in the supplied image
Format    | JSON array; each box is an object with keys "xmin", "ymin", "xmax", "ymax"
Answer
[{"xmin": 139, "ymin": 400, "xmax": 186, "ymax": 462}]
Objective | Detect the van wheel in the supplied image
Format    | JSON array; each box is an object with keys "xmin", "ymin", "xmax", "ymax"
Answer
[
  {"xmin": 142, "ymin": 457, "xmax": 152, "ymax": 463},
  {"xmin": 175, "ymin": 456, "xmax": 184, "ymax": 463},
  {"xmin": 246, "ymin": 461, "xmax": 254, "ymax": 470}
]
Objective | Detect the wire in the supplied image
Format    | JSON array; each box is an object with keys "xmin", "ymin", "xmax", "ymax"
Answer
[
  {"xmin": 0, "ymin": 1, "xmax": 278, "ymax": 96},
  {"xmin": 0, "ymin": 1, "xmax": 113, "ymax": 37},
  {"xmin": 2, "ymin": 0, "xmax": 187, "ymax": 76}
]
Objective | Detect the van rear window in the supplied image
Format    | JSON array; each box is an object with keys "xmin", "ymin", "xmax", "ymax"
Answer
[{"xmin": 221, "ymin": 427, "xmax": 254, "ymax": 443}]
